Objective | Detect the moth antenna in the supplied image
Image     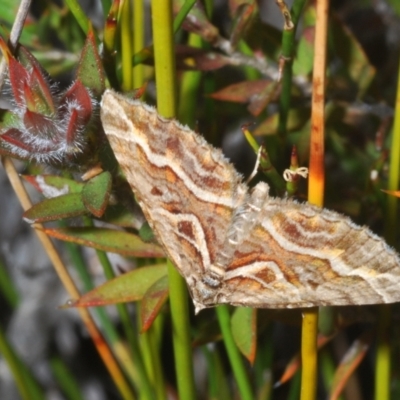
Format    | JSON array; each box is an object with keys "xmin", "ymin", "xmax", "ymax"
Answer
[{"xmin": 246, "ymin": 146, "xmax": 262, "ymax": 184}]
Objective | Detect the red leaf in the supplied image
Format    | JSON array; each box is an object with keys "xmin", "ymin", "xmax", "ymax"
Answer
[
  {"xmin": 210, "ymin": 79, "xmax": 278, "ymax": 116},
  {"xmin": 329, "ymin": 331, "xmax": 372, "ymax": 400},
  {"xmin": 68, "ymin": 264, "xmax": 168, "ymax": 307},
  {"xmin": 23, "ymin": 109, "xmax": 56, "ymax": 138},
  {"xmin": 191, "ymin": 52, "xmax": 231, "ymax": 71},
  {"xmin": 276, "ymin": 334, "xmax": 334, "ymax": 387},
  {"xmin": 209, "ymin": 80, "xmax": 271, "ymax": 103},
  {"xmin": 65, "ymin": 108, "xmax": 80, "ymax": 146},
  {"xmin": 60, "ymin": 80, "xmax": 93, "ymax": 128},
  {"xmin": 43, "ymin": 227, "xmax": 165, "ymax": 257},
  {"xmin": 140, "ymin": 275, "xmax": 169, "ymax": 332},
  {"xmin": 230, "ymin": 2, "xmax": 258, "ymax": 49},
  {"xmin": 6, "ymin": 58, "xmax": 29, "ymax": 106},
  {"xmin": 1, "ymin": 128, "xmax": 31, "ymax": 151},
  {"xmin": 0, "ymin": 40, "xmax": 54, "ymax": 112}
]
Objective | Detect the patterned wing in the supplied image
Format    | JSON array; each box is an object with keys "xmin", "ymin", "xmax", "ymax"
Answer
[
  {"xmin": 101, "ymin": 90, "xmax": 400, "ymax": 311},
  {"xmin": 100, "ymin": 90, "xmax": 247, "ymax": 285},
  {"xmin": 220, "ymin": 186, "xmax": 400, "ymax": 308}
]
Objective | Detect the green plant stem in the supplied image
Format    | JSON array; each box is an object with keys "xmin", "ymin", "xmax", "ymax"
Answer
[
  {"xmin": 202, "ymin": 345, "xmax": 231, "ymax": 400},
  {"xmin": 385, "ymin": 56, "xmax": 400, "ymax": 245},
  {"xmin": 151, "ymin": 1, "xmax": 196, "ymax": 399},
  {"xmin": 64, "ymin": 0, "xmax": 90, "ymax": 34},
  {"xmin": 288, "ymin": 369, "xmax": 302, "ymax": 400},
  {"xmin": 216, "ymin": 305, "xmax": 254, "ymax": 400},
  {"xmin": 178, "ymin": 33, "xmax": 202, "ymax": 127},
  {"xmin": 102, "ymin": 0, "xmax": 120, "ymax": 89},
  {"xmin": 300, "ymin": 309, "xmax": 318, "ymax": 400},
  {"xmin": 302, "ymin": 0, "xmax": 329, "ymax": 397},
  {"xmin": 0, "ymin": 258, "xmax": 19, "ymax": 308},
  {"xmin": 167, "ymin": 258, "xmax": 196, "ymax": 398},
  {"xmin": 96, "ymin": 251, "xmax": 155, "ymax": 398},
  {"xmin": 101, "ymin": 0, "xmax": 112, "ymax": 15},
  {"xmin": 120, "ymin": 0, "xmax": 133, "ymax": 91},
  {"xmin": 173, "ymin": 0, "xmax": 197, "ymax": 33},
  {"xmin": 0, "ymin": 324, "xmax": 44, "ymax": 400},
  {"xmin": 254, "ymin": 325, "xmax": 273, "ymax": 399},
  {"xmin": 375, "ymin": 306, "xmax": 391, "ymax": 400},
  {"xmin": 277, "ymin": 0, "xmax": 307, "ymax": 141},
  {"xmin": 376, "ymin": 54, "xmax": 400, "ymax": 400},
  {"xmin": 319, "ymin": 348, "xmax": 344, "ymax": 400},
  {"xmin": 139, "ymin": 316, "xmax": 166, "ymax": 400},
  {"xmin": 151, "ymin": 1, "xmax": 178, "ymax": 114},
  {"xmin": 64, "ymin": 240, "xmax": 144, "ymax": 390},
  {"xmin": 50, "ymin": 357, "xmax": 85, "ymax": 400},
  {"xmin": 133, "ymin": 0, "xmax": 145, "ymax": 87},
  {"xmin": 238, "ymin": 40, "xmax": 260, "ymax": 81},
  {"xmin": 81, "ymin": 218, "xmax": 154, "ymax": 400},
  {"xmin": 132, "ymin": 0, "xmax": 196, "ymax": 68}
]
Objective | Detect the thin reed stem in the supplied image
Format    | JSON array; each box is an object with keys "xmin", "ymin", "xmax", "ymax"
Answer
[
  {"xmin": 151, "ymin": 1, "xmax": 197, "ymax": 398},
  {"xmin": 302, "ymin": 0, "xmax": 330, "ymax": 399}
]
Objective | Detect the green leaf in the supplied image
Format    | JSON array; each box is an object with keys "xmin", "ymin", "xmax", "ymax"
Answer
[
  {"xmin": 254, "ymin": 107, "xmax": 310, "ymax": 136},
  {"xmin": 241, "ymin": 17, "xmax": 282, "ymax": 59},
  {"xmin": 139, "ymin": 221, "xmax": 156, "ymax": 242},
  {"xmin": 231, "ymin": 307, "xmax": 257, "ymax": 364},
  {"xmin": 293, "ymin": 26, "xmax": 315, "ymax": 76},
  {"xmin": 43, "ymin": 227, "xmax": 165, "ymax": 257},
  {"xmin": 23, "ymin": 193, "xmax": 86, "ymax": 223},
  {"xmin": 23, "ymin": 175, "xmax": 84, "ymax": 197},
  {"xmin": 0, "ymin": 109, "xmax": 18, "ymax": 129},
  {"xmin": 173, "ymin": 0, "xmax": 220, "ymax": 43},
  {"xmin": 292, "ymin": 4, "xmax": 316, "ymax": 77},
  {"xmin": 102, "ymin": 204, "xmax": 142, "ymax": 228},
  {"xmin": 387, "ymin": 0, "xmax": 400, "ymax": 16},
  {"xmin": 82, "ymin": 172, "xmax": 112, "ymax": 218},
  {"xmin": 69, "ymin": 264, "xmax": 168, "ymax": 307},
  {"xmin": 140, "ymin": 275, "xmax": 169, "ymax": 332},
  {"xmin": 330, "ymin": 16, "xmax": 375, "ymax": 97},
  {"xmin": 76, "ymin": 28, "xmax": 105, "ymax": 96}
]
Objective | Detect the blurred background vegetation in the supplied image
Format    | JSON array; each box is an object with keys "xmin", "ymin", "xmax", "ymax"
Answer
[{"xmin": 0, "ymin": 1, "xmax": 400, "ymax": 399}]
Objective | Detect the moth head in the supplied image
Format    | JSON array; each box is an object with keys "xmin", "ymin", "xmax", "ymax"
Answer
[{"xmin": 186, "ymin": 275, "xmax": 221, "ymax": 314}]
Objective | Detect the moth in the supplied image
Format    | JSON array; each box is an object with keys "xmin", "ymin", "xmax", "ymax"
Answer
[{"xmin": 100, "ymin": 89, "xmax": 400, "ymax": 313}]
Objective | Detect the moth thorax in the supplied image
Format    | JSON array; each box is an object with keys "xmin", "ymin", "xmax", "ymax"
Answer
[
  {"xmin": 225, "ymin": 185, "xmax": 268, "ymax": 247},
  {"xmin": 225, "ymin": 209, "xmax": 256, "ymax": 247}
]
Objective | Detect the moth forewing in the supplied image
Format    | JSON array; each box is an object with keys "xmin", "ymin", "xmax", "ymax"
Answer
[{"xmin": 100, "ymin": 89, "xmax": 400, "ymax": 311}]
